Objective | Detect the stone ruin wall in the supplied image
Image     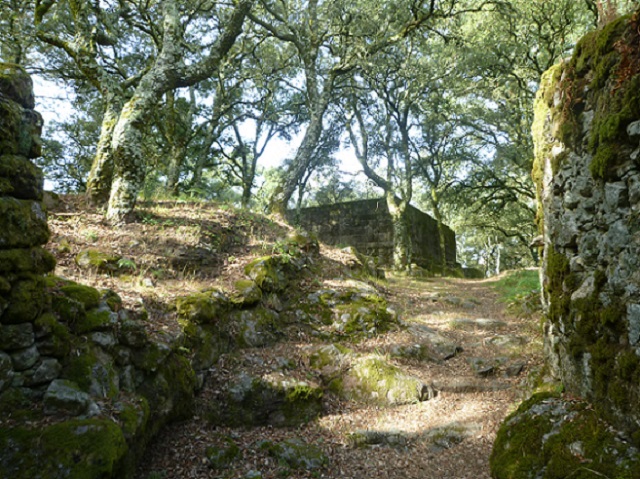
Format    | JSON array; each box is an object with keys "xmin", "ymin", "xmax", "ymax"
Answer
[
  {"xmin": 0, "ymin": 63, "xmax": 56, "ymax": 395},
  {"xmin": 291, "ymin": 198, "xmax": 457, "ymax": 270},
  {"xmin": 534, "ymin": 13, "xmax": 640, "ymax": 436},
  {"xmin": 0, "ymin": 63, "xmax": 197, "ymax": 478}
]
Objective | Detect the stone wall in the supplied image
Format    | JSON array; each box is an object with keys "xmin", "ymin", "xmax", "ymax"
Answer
[
  {"xmin": 290, "ymin": 199, "xmax": 457, "ymax": 269},
  {"xmin": 0, "ymin": 64, "xmax": 196, "ymax": 478},
  {"xmin": 490, "ymin": 15, "xmax": 640, "ymax": 478},
  {"xmin": 533, "ymin": 13, "xmax": 640, "ymax": 434}
]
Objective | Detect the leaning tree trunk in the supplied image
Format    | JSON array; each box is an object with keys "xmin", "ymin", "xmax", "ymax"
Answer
[
  {"xmin": 86, "ymin": 98, "xmax": 122, "ymax": 205},
  {"xmin": 105, "ymin": 0, "xmax": 252, "ymax": 223},
  {"xmin": 268, "ymin": 69, "xmax": 335, "ymax": 215},
  {"xmin": 268, "ymin": 111, "xmax": 325, "ymax": 215}
]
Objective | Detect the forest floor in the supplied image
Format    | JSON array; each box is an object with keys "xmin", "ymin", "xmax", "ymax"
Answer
[{"xmin": 46, "ymin": 196, "xmax": 545, "ymax": 479}]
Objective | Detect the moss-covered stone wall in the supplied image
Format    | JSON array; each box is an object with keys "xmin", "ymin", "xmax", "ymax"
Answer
[
  {"xmin": 0, "ymin": 64, "xmax": 196, "ymax": 478},
  {"xmin": 532, "ymin": 11, "xmax": 640, "ymax": 436},
  {"xmin": 490, "ymin": 13, "xmax": 640, "ymax": 478}
]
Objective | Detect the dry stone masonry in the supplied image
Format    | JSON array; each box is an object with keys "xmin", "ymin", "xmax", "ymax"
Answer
[
  {"xmin": 290, "ymin": 198, "xmax": 457, "ymax": 271},
  {"xmin": 0, "ymin": 64, "xmax": 197, "ymax": 478},
  {"xmin": 491, "ymin": 12, "xmax": 640, "ymax": 479}
]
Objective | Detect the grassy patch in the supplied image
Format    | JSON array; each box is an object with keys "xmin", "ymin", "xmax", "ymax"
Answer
[{"xmin": 492, "ymin": 269, "xmax": 541, "ymax": 303}]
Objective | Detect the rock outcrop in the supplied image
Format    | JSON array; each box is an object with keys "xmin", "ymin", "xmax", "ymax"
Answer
[{"xmin": 491, "ymin": 11, "xmax": 640, "ymax": 479}]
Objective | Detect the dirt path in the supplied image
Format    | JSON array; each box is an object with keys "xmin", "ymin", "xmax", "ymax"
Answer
[{"xmin": 136, "ymin": 275, "xmax": 543, "ymax": 479}]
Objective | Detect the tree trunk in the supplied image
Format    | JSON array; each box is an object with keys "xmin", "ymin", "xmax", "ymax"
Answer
[
  {"xmin": 429, "ymin": 188, "xmax": 448, "ymax": 272},
  {"xmin": 86, "ymin": 98, "xmax": 121, "ymax": 205},
  {"xmin": 386, "ymin": 193, "xmax": 410, "ymax": 271},
  {"xmin": 105, "ymin": 0, "xmax": 252, "ymax": 223},
  {"xmin": 268, "ymin": 67, "xmax": 335, "ymax": 215},
  {"xmin": 268, "ymin": 110, "xmax": 325, "ymax": 215},
  {"xmin": 106, "ymin": 86, "xmax": 162, "ymax": 223},
  {"xmin": 166, "ymin": 143, "xmax": 186, "ymax": 197},
  {"xmin": 165, "ymin": 87, "xmax": 195, "ymax": 197}
]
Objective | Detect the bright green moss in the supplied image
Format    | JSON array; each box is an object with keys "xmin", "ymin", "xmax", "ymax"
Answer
[
  {"xmin": 62, "ymin": 344, "xmax": 118, "ymax": 396},
  {"xmin": 282, "ymin": 383, "xmax": 323, "ymax": 423},
  {"xmin": 117, "ymin": 398, "xmax": 150, "ymax": 438},
  {"xmin": 175, "ymin": 289, "xmax": 230, "ymax": 324},
  {"xmin": 335, "ymin": 294, "xmax": 397, "ymax": 341},
  {"xmin": 59, "ymin": 283, "xmax": 101, "ymax": 310},
  {"xmin": 230, "ymin": 279, "xmax": 262, "ymax": 306},
  {"xmin": 345, "ymin": 356, "xmax": 423, "ymax": 405},
  {"xmin": 244, "ymin": 256, "xmax": 287, "ymax": 292},
  {"xmin": 545, "ymin": 247, "xmax": 572, "ymax": 326},
  {"xmin": 102, "ymin": 289, "xmax": 122, "ymax": 312},
  {"xmin": 3, "ymin": 275, "xmax": 46, "ymax": 324}
]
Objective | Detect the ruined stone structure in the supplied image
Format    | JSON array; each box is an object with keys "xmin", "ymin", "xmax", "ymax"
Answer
[
  {"xmin": 0, "ymin": 64, "xmax": 363, "ymax": 477},
  {"xmin": 290, "ymin": 198, "xmax": 457, "ymax": 269},
  {"xmin": 0, "ymin": 64, "xmax": 197, "ymax": 478},
  {"xmin": 491, "ymin": 12, "xmax": 640, "ymax": 479}
]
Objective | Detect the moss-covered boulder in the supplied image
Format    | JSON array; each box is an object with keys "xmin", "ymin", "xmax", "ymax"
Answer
[
  {"xmin": 0, "ymin": 418, "xmax": 128, "ymax": 479},
  {"xmin": 232, "ymin": 307, "xmax": 282, "ymax": 348},
  {"xmin": 0, "ymin": 96, "xmax": 23, "ymax": 155},
  {"xmin": 490, "ymin": 393, "xmax": 640, "ymax": 479},
  {"xmin": 179, "ymin": 320, "xmax": 231, "ymax": 372},
  {"xmin": 45, "ymin": 277, "xmax": 117, "ymax": 334},
  {"xmin": 130, "ymin": 340, "xmax": 172, "ymax": 373},
  {"xmin": 230, "ymin": 279, "xmax": 262, "ymax": 307},
  {"xmin": 75, "ymin": 249, "xmax": 121, "ymax": 274},
  {"xmin": 388, "ymin": 343, "xmax": 439, "ymax": 362},
  {"xmin": 58, "ymin": 282, "xmax": 102, "ymax": 310},
  {"xmin": 260, "ymin": 438, "xmax": 328, "ymax": 470},
  {"xmin": 0, "ymin": 198, "xmax": 49, "ymax": 249},
  {"xmin": 285, "ymin": 230, "xmax": 320, "ymax": 255},
  {"xmin": 208, "ymin": 372, "xmax": 323, "ymax": 427},
  {"xmin": 62, "ymin": 343, "xmax": 120, "ymax": 398},
  {"xmin": 0, "ymin": 155, "xmax": 43, "ymax": 200},
  {"xmin": 0, "ymin": 323, "xmax": 35, "ymax": 350},
  {"xmin": 175, "ymin": 289, "xmax": 230, "ymax": 324},
  {"xmin": 307, "ymin": 344, "xmax": 352, "ymax": 387},
  {"xmin": 244, "ymin": 256, "xmax": 288, "ymax": 293},
  {"xmin": 137, "ymin": 354, "xmax": 196, "ymax": 427},
  {"xmin": 43, "ymin": 379, "xmax": 92, "ymax": 416},
  {"xmin": 79, "ymin": 305, "xmax": 117, "ymax": 334},
  {"xmin": 34, "ymin": 313, "xmax": 72, "ymax": 358},
  {"xmin": 341, "ymin": 355, "xmax": 434, "ymax": 406},
  {"xmin": 325, "ymin": 290, "xmax": 399, "ymax": 340}
]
